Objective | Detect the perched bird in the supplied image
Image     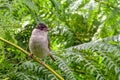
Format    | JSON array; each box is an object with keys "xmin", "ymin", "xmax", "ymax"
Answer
[{"xmin": 29, "ymin": 23, "xmax": 55, "ymax": 61}]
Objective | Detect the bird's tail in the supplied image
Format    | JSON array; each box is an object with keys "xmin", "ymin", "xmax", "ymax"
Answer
[{"xmin": 49, "ymin": 55, "xmax": 56, "ymax": 61}]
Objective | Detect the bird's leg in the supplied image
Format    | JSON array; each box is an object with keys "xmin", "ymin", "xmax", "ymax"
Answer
[{"xmin": 29, "ymin": 53, "xmax": 33, "ymax": 58}]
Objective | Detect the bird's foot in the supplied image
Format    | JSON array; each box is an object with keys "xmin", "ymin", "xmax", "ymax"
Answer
[{"xmin": 41, "ymin": 61, "xmax": 45, "ymax": 65}]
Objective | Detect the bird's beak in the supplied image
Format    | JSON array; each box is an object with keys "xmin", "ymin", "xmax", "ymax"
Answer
[{"xmin": 44, "ymin": 28, "xmax": 49, "ymax": 32}]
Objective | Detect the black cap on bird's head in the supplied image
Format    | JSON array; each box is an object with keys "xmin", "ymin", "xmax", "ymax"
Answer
[{"xmin": 36, "ymin": 23, "xmax": 48, "ymax": 32}]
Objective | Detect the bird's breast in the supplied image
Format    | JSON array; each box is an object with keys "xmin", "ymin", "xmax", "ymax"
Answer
[{"xmin": 29, "ymin": 35, "xmax": 49, "ymax": 58}]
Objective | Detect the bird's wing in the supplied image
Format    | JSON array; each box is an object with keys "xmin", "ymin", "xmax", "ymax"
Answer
[
  {"xmin": 48, "ymin": 38, "xmax": 50, "ymax": 51},
  {"xmin": 48, "ymin": 37, "xmax": 56, "ymax": 61}
]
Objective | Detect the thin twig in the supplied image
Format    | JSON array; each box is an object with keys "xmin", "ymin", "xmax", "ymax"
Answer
[{"xmin": 0, "ymin": 37, "xmax": 64, "ymax": 80}]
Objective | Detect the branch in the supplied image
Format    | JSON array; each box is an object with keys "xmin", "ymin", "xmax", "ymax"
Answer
[{"xmin": 0, "ymin": 37, "xmax": 64, "ymax": 80}]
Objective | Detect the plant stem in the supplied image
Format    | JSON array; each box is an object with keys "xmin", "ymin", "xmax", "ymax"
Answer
[{"xmin": 0, "ymin": 37, "xmax": 64, "ymax": 80}]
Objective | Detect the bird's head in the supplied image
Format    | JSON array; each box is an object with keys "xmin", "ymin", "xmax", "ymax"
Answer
[{"xmin": 36, "ymin": 23, "xmax": 48, "ymax": 32}]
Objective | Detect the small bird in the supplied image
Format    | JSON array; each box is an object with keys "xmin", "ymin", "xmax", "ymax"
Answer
[{"xmin": 29, "ymin": 23, "xmax": 55, "ymax": 61}]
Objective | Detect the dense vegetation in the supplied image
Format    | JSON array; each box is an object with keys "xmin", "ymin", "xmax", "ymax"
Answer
[{"xmin": 0, "ymin": 0, "xmax": 120, "ymax": 80}]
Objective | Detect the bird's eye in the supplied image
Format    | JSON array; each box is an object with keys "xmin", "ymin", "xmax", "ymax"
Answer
[{"xmin": 40, "ymin": 26, "xmax": 44, "ymax": 30}]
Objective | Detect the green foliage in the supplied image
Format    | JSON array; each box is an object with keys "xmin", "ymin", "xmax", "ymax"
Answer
[{"xmin": 0, "ymin": 0, "xmax": 120, "ymax": 80}]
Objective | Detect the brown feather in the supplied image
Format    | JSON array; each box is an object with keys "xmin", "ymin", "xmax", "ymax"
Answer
[
  {"xmin": 49, "ymin": 54, "xmax": 56, "ymax": 61},
  {"xmin": 48, "ymin": 38, "xmax": 56, "ymax": 61}
]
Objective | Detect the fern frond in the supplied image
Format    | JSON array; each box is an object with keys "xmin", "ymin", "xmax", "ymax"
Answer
[
  {"xmin": 54, "ymin": 56, "xmax": 76, "ymax": 80},
  {"xmin": 59, "ymin": 50, "xmax": 104, "ymax": 80},
  {"xmin": 53, "ymin": 34, "xmax": 120, "ymax": 80},
  {"xmin": 18, "ymin": 61, "xmax": 58, "ymax": 80},
  {"xmin": 101, "ymin": 53, "xmax": 120, "ymax": 74},
  {"xmin": 67, "ymin": 34, "xmax": 120, "ymax": 51}
]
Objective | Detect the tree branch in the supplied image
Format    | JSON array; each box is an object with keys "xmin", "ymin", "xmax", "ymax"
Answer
[{"xmin": 0, "ymin": 37, "xmax": 64, "ymax": 80}]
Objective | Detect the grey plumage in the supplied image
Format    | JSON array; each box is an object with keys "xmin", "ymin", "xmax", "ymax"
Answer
[{"xmin": 29, "ymin": 23, "xmax": 55, "ymax": 61}]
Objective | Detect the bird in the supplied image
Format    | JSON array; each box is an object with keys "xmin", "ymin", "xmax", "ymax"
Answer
[{"xmin": 29, "ymin": 23, "xmax": 55, "ymax": 61}]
